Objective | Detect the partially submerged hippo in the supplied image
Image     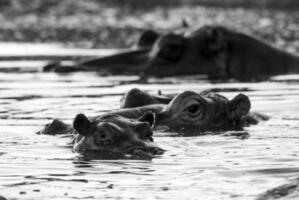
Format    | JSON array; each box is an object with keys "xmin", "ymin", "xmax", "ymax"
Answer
[
  {"xmin": 144, "ymin": 25, "xmax": 299, "ymax": 81},
  {"xmin": 256, "ymin": 178, "xmax": 299, "ymax": 200},
  {"xmin": 0, "ymin": 196, "xmax": 7, "ymax": 200},
  {"xmin": 38, "ymin": 111, "xmax": 164, "ymax": 160},
  {"xmin": 120, "ymin": 88, "xmax": 268, "ymax": 132},
  {"xmin": 43, "ymin": 29, "xmax": 160, "ymax": 73},
  {"xmin": 45, "ymin": 25, "xmax": 299, "ymax": 81},
  {"xmin": 43, "ymin": 20, "xmax": 191, "ymax": 74}
]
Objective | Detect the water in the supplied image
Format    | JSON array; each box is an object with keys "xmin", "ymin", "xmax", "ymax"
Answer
[{"xmin": 0, "ymin": 50, "xmax": 299, "ymax": 199}]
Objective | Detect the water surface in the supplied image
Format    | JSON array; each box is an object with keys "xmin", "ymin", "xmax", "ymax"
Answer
[{"xmin": 0, "ymin": 66, "xmax": 299, "ymax": 199}]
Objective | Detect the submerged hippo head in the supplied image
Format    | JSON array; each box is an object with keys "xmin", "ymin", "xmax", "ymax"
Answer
[
  {"xmin": 156, "ymin": 91, "xmax": 251, "ymax": 132},
  {"xmin": 73, "ymin": 112, "xmax": 164, "ymax": 159},
  {"xmin": 37, "ymin": 119, "xmax": 73, "ymax": 135},
  {"xmin": 144, "ymin": 25, "xmax": 229, "ymax": 78},
  {"xmin": 145, "ymin": 24, "xmax": 293, "ymax": 81}
]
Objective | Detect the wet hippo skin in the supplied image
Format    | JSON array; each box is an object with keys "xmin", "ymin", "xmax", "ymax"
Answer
[
  {"xmin": 144, "ymin": 25, "xmax": 299, "ymax": 81},
  {"xmin": 256, "ymin": 178, "xmax": 299, "ymax": 200},
  {"xmin": 38, "ymin": 111, "xmax": 164, "ymax": 160},
  {"xmin": 121, "ymin": 88, "xmax": 269, "ymax": 132},
  {"xmin": 43, "ymin": 29, "xmax": 160, "ymax": 74},
  {"xmin": 45, "ymin": 25, "xmax": 299, "ymax": 81}
]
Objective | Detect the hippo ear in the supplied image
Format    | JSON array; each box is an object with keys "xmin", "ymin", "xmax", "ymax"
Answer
[
  {"xmin": 202, "ymin": 27, "xmax": 224, "ymax": 56},
  {"xmin": 228, "ymin": 94, "xmax": 251, "ymax": 119},
  {"xmin": 136, "ymin": 30, "xmax": 160, "ymax": 49},
  {"xmin": 138, "ymin": 111, "xmax": 156, "ymax": 128},
  {"xmin": 73, "ymin": 114, "xmax": 91, "ymax": 136}
]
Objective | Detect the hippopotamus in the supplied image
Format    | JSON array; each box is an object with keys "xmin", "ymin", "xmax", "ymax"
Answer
[
  {"xmin": 38, "ymin": 111, "xmax": 164, "ymax": 160},
  {"xmin": 43, "ymin": 20, "xmax": 192, "ymax": 73},
  {"xmin": 256, "ymin": 178, "xmax": 299, "ymax": 200},
  {"xmin": 144, "ymin": 25, "xmax": 299, "ymax": 81},
  {"xmin": 120, "ymin": 88, "xmax": 268, "ymax": 133},
  {"xmin": 0, "ymin": 196, "xmax": 7, "ymax": 200},
  {"xmin": 45, "ymin": 25, "xmax": 299, "ymax": 81},
  {"xmin": 43, "ymin": 29, "xmax": 160, "ymax": 73}
]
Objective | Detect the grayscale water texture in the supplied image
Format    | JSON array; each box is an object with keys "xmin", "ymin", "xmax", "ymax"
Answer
[{"xmin": 0, "ymin": 48, "xmax": 299, "ymax": 200}]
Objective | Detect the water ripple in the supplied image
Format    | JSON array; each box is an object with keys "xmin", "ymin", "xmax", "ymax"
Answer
[{"xmin": 0, "ymin": 73, "xmax": 299, "ymax": 200}]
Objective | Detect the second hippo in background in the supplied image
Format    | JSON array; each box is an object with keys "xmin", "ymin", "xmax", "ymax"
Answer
[
  {"xmin": 43, "ymin": 20, "xmax": 190, "ymax": 74},
  {"xmin": 43, "ymin": 29, "xmax": 160, "ymax": 73},
  {"xmin": 120, "ymin": 88, "xmax": 269, "ymax": 133},
  {"xmin": 144, "ymin": 25, "xmax": 299, "ymax": 81},
  {"xmin": 45, "ymin": 24, "xmax": 299, "ymax": 81}
]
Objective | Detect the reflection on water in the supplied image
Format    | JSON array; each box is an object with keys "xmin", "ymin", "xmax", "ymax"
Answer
[{"xmin": 0, "ymin": 72, "xmax": 299, "ymax": 200}]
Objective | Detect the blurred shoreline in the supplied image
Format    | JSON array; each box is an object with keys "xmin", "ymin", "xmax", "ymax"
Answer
[
  {"xmin": 101, "ymin": 0, "xmax": 299, "ymax": 10},
  {"xmin": 0, "ymin": 0, "xmax": 298, "ymax": 50}
]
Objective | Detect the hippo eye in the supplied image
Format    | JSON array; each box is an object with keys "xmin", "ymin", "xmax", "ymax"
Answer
[
  {"xmin": 185, "ymin": 104, "xmax": 201, "ymax": 115},
  {"xmin": 94, "ymin": 130, "xmax": 112, "ymax": 145},
  {"xmin": 99, "ymin": 132, "xmax": 107, "ymax": 139}
]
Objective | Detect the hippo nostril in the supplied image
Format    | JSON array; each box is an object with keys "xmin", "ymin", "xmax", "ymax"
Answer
[
  {"xmin": 125, "ymin": 145, "xmax": 164, "ymax": 160},
  {"xmin": 149, "ymin": 147, "xmax": 165, "ymax": 155},
  {"xmin": 128, "ymin": 148, "xmax": 154, "ymax": 160},
  {"xmin": 126, "ymin": 146, "xmax": 146, "ymax": 154}
]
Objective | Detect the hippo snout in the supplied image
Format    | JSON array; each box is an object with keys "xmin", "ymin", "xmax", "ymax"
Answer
[{"xmin": 126, "ymin": 146, "xmax": 165, "ymax": 160}]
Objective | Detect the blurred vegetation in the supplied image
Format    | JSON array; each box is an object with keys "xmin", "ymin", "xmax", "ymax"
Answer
[{"xmin": 0, "ymin": 0, "xmax": 299, "ymax": 50}]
